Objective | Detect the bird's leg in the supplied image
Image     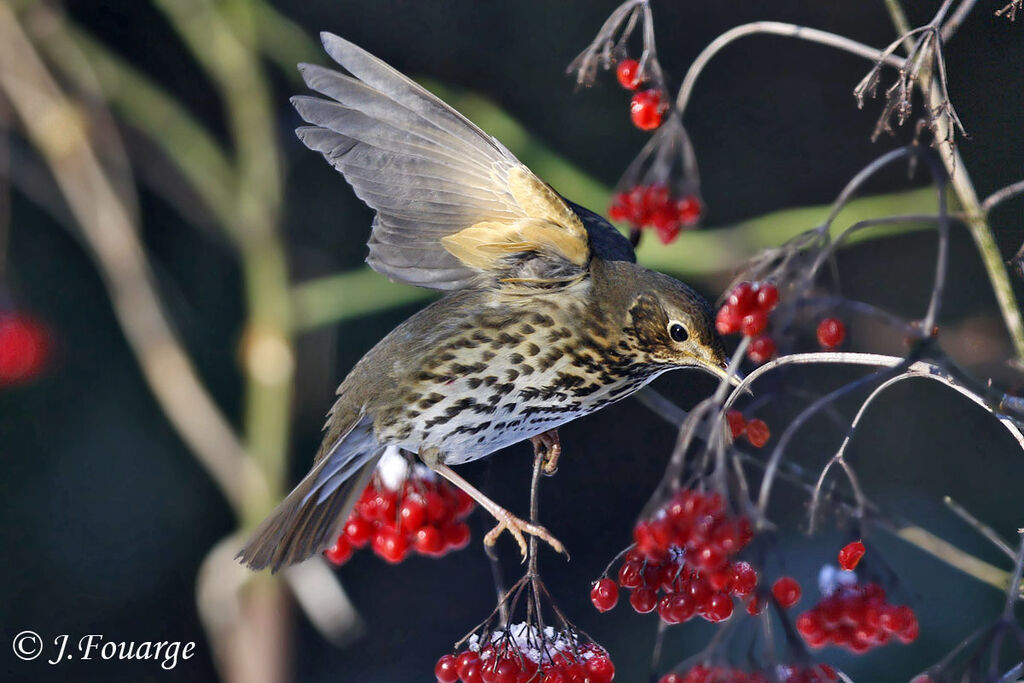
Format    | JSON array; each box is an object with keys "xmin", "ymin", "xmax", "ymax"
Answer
[
  {"xmin": 419, "ymin": 447, "xmax": 565, "ymax": 560},
  {"xmin": 530, "ymin": 428, "xmax": 562, "ymax": 476}
]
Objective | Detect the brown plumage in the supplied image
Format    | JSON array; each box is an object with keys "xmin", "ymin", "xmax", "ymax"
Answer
[{"xmin": 238, "ymin": 34, "xmax": 731, "ymax": 572}]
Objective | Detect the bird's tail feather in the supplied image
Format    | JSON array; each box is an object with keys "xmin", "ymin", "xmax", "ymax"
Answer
[{"xmin": 238, "ymin": 415, "xmax": 383, "ymax": 572}]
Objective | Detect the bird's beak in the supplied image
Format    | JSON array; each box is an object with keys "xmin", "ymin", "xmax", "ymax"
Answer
[
  {"xmin": 702, "ymin": 358, "xmax": 747, "ymax": 391},
  {"xmin": 708, "ymin": 360, "xmax": 741, "ymax": 387}
]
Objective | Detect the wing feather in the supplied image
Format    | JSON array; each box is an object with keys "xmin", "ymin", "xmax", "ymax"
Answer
[{"xmin": 293, "ymin": 33, "xmax": 592, "ymax": 291}]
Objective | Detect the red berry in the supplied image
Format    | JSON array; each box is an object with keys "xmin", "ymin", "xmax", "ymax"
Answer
[
  {"xmin": 740, "ymin": 310, "xmax": 768, "ymax": 337},
  {"xmin": 695, "ymin": 544, "xmax": 726, "ymax": 572},
  {"xmin": 630, "ymin": 89, "xmax": 665, "ymax": 130},
  {"xmin": 838, "ymin": 540, "xmax": 866, "ymax": 570},
  {"xmin": 486, "ymin": 657, "xmax": 519, "ymax": 683},
  {"xmin": 584, "ymin": 655, "xmax": 615, "ymax": 683},
  {"xmin": 435, "ymin": 654, "xmax": 460, "ymax": 683},
  {"xmin": 817, "ymin": 317, "xmax": 846, "ymax": 349},
  {"xmin": 609, "ymin": 194, "xmax": 630, "ymax": 222},
  {"xmin": 324, "ymin": 537, "xmax": 353, "ymax": 565},
  {"xmin": 703, "ymin": 592, "xmax": 734, "ymax": 622},
  {"xmin": 591, "ymin": 578, "xmax": 619, "ymax": 612},
  {"xmin": 413, "ymin": 526, "xmax": 445, "ymax": 556},
  {"xmin": 372, "ymin": 527, "xmax": 408, "ymax": 563},
  {"xmin": 726, "ymin": 410, "xmax": 746, "ymax": 438},
  {"xmin": 616, "ymin": 58, "xmax": 642, "ymax": 90},
  {"xmin": 676, "ymin": 195, "xmax": 702, "ymax": 226},
  {"xmin": 772, "ymin": 576, "xmax": 802, "ymax": 608},
  {"xmin": 454, "ymin": 490, "xmax": 475, "ymax": 519},
  {"xmin": 461, "ymin": 660, "xmax": 483, "ymax": 683},
  {"xmin": 617, "ymin": 561, "xmax": 643, "ymax": 589},
  {"xmin": 424, "ymin": 492, "xmax": 449, "ymax": 524},
  {"xmin": 731, "ymin": 561, "xmax": 758, "ymax": 596},
  {"xmin": 745, "ymin": 419, "xmax": 770, "ymax": 448},
  {"xmin": 344, "ymin": 516, "xmax": 374, "ymax": 547},
  {"xmin": 365, "ymin": 489, "xmax": 397, "ymax": 522},
  {"xmin": 630, "ymin": 587, "xmax": 658, "ymax": 614},
  {"xmin": 747, "ymin": 335, "xmax": 776, "ymax": 364},
  {"xmin": 708, "ymin": 568, "xmax": 733, "ymax": 592},
  {"xmin": 399, "ymin": 496, "xmax": 427, "ymax": 532},
  {"xmin": 0, "ymin": 314, "xmax": 50, "ymax": 385},
  {"xmin": 442, "ymin": 522, "xmax": 471, "ymax": 551},
  {"xmin": 457, "ymin": 652, "xmax": 481, "ymax": 677},
  {"xmin": 654, "ymin": 219, "xmax": 681, "ymax": 245},
  {"xmin": 755, "ymin": 283, "xmax": 779, "ymax": 311},
  {"xmin": 727, "ymin": 282, "xmax": 758, "ymax": 315},
  {"xmin": 716, "ymin": 305, "xmax": 742, "ymax": 335}
]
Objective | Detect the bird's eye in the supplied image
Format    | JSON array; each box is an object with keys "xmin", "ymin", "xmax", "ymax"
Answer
[{"xmin": 669, "ymin": 323, "xmax": 689, "ymax": 343}]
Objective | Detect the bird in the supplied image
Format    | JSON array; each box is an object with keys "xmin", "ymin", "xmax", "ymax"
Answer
[{"xmin": 238, "ymin": 33, "xmax": 733, "ymax": 572}]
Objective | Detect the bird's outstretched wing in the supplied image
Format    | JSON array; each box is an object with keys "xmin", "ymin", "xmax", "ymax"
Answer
[{"xmin": 294, "ymin": 33, "xmax": 593, "ymax": 291}]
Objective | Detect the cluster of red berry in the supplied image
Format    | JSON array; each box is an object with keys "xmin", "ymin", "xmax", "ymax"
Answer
[
  {"xmin": 591, "ymin": 490, "xmax": 757, "ymax": 624},
  {"xmin": 609, "ymin": 184, "xmax": 702, "ymax": 244},
  {"xmin": 659, "ymin": 663, "xmax": 838, "ymax": 683},
  {"xmin": 324, "ymin": 453, "xmax": 474, "ymax": 565},
  {"xmin": 0, "ymin": 312, "xmax": 50, "ymax": 386},
  {"xmin": 435, "ymin": 625, "xmax": 615, "ymax": 683},
  {"xmin": 796, "ymin": 581, "xmax": 919, "ymax": 653},
  {"xmin": 615, "ymin": 59, "xmax": 667, "ymax": 131},
  {"xmin": 715, "ymin": 282, "xmax": 779, "ymax": 365},
  {"xmin": 726, "ymin": 410, "xmax": 771, "ymax": 448}
]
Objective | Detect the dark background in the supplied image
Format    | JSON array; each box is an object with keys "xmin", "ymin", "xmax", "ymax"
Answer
[{"xmin": 3, "ymin": 1, "xmax": 1024, "ymax": 681}]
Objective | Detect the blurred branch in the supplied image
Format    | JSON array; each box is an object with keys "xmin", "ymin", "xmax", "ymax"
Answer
[
  {"xmin": 22, "ymin": 0, "xmax": 364, "ymax": 660},
  {"xmin": 24, "ymin": 4, "xmax": 237, "ymax": 231},
  {"xmin": 0, "ymin": 3, "xmax": 270, "ymax": 516},
  {"xmin": 246, "ymin": 0, "xmax": 322, "ymax": 79}
]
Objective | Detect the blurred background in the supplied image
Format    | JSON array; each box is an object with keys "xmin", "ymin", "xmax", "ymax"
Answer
[{"xmin": 2, "ymin": 1, "xmax": 1023, "ymax": 681}]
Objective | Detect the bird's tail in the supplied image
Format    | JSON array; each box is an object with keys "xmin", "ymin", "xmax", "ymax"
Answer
[{"xmin": 238, "ymin": 414, "xmax": 383, "ymax": 572}]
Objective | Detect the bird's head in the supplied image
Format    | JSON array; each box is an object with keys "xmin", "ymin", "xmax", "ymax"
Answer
[{"xmin": 600, "ymin": 263, "xmax": 735, "ymax": 385}]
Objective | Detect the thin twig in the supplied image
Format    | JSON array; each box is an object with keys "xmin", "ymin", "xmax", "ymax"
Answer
[
  {"xmin": 983, "ymin": 179, "xmax": 1024, "ymax": 214},
  {"xmin": 675, "ymin": 22, "xmax": 905, "ymax": 115}
]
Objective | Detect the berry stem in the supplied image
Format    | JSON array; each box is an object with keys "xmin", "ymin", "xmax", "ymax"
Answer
[{"xmin": 527, "ymin": 444, "xmax": 546, "ymax": 632}]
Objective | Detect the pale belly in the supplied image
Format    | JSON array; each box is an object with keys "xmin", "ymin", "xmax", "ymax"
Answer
[{"xmin": 388, "ymin": 352, "xmax": 669, "ymax": 466}]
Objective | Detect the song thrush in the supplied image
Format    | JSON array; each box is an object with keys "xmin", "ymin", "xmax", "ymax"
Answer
[{"xmin": 239, "ymin": 34, "xmax": 732, "ymax": 572}]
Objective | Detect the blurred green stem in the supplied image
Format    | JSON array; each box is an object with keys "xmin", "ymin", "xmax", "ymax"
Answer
[{"xmin": 152, "ymin": 0, "xmax": 293, "ymax": 523}]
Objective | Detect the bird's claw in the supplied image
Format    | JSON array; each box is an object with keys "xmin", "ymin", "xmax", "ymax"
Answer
[
  {"xmin": 483, "ymin": 511, "xmax": 566, "ymax": 561},
  {"xmin": 530, "ymin": 429, "xmax": 562, "ymax": 476}
]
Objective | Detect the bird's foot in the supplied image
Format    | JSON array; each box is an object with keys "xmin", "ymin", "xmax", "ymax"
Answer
[
  {"xmin": 484, "ymin": 509, "xmax": 566, "ymax": 561},
  {"xmin": 530, "ymin": 429, "xmax": 562, "ymax": 476}
]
